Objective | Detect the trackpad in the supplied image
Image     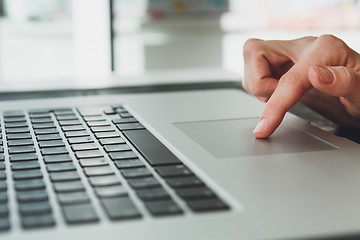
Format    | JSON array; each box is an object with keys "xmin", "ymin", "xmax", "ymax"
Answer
[{"xmin": 174, "ymin": 118, "xmax": 336, "ymax": 158}]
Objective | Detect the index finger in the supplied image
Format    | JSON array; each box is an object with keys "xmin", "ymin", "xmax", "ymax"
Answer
[{"xmin": 253, "ymin": 65, "xmax": 312, "ymax": 138}]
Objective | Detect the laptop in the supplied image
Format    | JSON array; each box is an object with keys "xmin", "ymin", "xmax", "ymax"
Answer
[{"xmin": 0, "ymin": 82, "xmax": 360, "ymax": 240}]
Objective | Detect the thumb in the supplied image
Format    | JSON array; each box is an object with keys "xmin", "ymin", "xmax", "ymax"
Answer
[
  {"xmin": 308, "ymin": 65, "xmax": 360, "ymax": 97},
  {"xmin": 309, "ymin": 65, "xmax": 360, "ymax": 118}
]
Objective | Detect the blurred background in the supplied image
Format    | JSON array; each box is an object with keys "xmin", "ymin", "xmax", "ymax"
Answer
[{"xmin": 1, "ymin": 0, "xmax": 360, "ymax": 88}]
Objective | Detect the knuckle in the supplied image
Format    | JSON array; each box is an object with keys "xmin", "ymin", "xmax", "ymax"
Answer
[
  {"xmin": 243, "ymin": 38, "xmax": 264, "ymax": 59},
  {"xmin": 251, "ymin": 83, "xmax": 265, "ymax": 96},
  {"xmin": 250, "ymin": 81, "xmax": 273, "ymax": 97},
  {"xmin": 316, "ymin": 34, "xmax": 348, "ymax": 53},
  {"xmin": 242, "ymin": 80, "xmax": 249, "ymax": 92}
]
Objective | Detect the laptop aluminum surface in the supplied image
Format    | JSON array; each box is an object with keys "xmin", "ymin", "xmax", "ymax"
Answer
[{"xmin": 1, "ymin": 87, "xmax": 360, "ymax": 240}]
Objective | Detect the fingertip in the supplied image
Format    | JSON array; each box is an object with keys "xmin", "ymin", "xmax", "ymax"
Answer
[
  {"xmin": 253, "ymin": 118, "xmax": 274, "ymax": 138},
  {"xmin": 256, "ymin": 96, "xmax": 270, "ymax": 102}
]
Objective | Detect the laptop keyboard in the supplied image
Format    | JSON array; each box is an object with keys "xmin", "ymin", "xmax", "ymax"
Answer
[{"xmin": 0, "ymin": 105, "xmax": 229, "ymax": 231}]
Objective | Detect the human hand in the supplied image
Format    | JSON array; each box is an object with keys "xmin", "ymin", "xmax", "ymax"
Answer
[{"xmin": 242, "ymin": 34, "xmax": 360, "ymax": 138}]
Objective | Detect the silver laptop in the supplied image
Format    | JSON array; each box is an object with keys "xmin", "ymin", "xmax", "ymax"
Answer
[{"xmin": 1, "ymin": 85, "xmax": 360, "ymax": 240}]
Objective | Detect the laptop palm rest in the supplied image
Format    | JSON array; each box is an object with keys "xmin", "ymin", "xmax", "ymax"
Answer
[{"xmin": 175, "ymin": 118, "xmax": 336, "ymax": 158}]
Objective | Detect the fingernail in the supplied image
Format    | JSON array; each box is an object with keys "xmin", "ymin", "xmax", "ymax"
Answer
[
  {"xmin": 258, "ymin": 97, "xmax": 268, "ymax": 102},
  {"xmin": 253, "ymin": 119, "xmax": 267, "ymax": 133},
  {"xmin": 315, "ymin": 65, "xmax": 334, "ymax": 84}
]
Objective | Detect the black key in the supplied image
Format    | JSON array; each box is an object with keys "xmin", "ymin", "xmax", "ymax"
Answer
[
  {"xmin": 7, "ymin": 133, "xmax": 32, "ymax": 140},
  {"xmin": 8, "ymin": 146, "xmax": 35, "ymax": 154},
  {"xmin": 58, "ymin": 192, "xmax": 90, "ymax": 205},
  {"xmin": 13, "ymin": 170, "xmax": 42, "ymax": 180},
  {"xmin": 30, "ymin": 117, "xmax": 53, "ymax": 124},
  {"xmin": 0, "ymin": 218, "xmax": 10, "ymax": 231},
  {"xmin": 119, "ymin": 112, "xmax": 133, "ymax": 118},
  {"xmin": 17, "ymin": 190, "xmax": 48, "ymax": 203},
  {"xmin": 68, "ymin": 136, "xmax": 94, "ymax": 145},
  {"xmin": 0, "ymin": 205, "xmax": 9, "ymax": 217},
  {"xmin": 112, "ymin": 118, "xmax": 138, "ymax": 124},
  {"xmin": 11, "ymin": 161, "xmax": 40, "ymax": 171},
  {"xmin": 175, "ymin": 187, "xmax": 215, "ymax": 200},
  {"xmin": 56, "ymin": 115, "xmax": 78, "ymax": 121},
  {"xmin": 29, "ymin": 113, "xmax": 50, "ymax": 119},
  {"xmin": 100, "ymin": 197, "xmax": 141, "ymax": 220},
  {"xmin": 21, "ymin": 214, "xmax": 55, "ymax": 229},
  {"xmin": 75, "ymin": 150, "xmax": 103, "ymax": 159},
  {"xmin": 41, "ymin": 147, "xmax": 68, "ymax": 155},
  {"xmin": 120, "ymin": 168, "xmax": 152, "ymax": 179},
  {"xmin": 3, "ymin": 110, "xmax": 25, "ymax": 117},
  {"xmin": 127, "ymin": 177, "xmax": 161, "ymax": 189},
  {"xmin": 53, "ymin": 181, "xmax": 85, "ymax": 193},
  {"xmin": 53, "ymin": 109, "xmax": 74, "ymax": 115},
  {"xmin": 99, "ymin": 138, "xmax": 125, "ymax": 145},
  {"xmin": 166, "ymin": 177, "xmax": 204, "ymax": 188},
  {"xmin": 94, "ymin": 132, "xmax": 120, "ymax": 139},
  {"xmin": 46, "ymin": 162, "xmax": 76, "ymax": 172},
  {"xmin": 83, "ymin": 116, "xmax": 106, "ymax": 122},
  {"xmin": 43, "ymin": 154, "xmax": 72, "ymax": 163},
  {"xmin": 71, "ymin": 143, "xmax": 98, "ymax": 151},
  {"xmin": 37, "ymin": 134, "xmax": 62, "ymax": 141},
  {"xmin": 34, "ymin": 128, "xmax": 59, "ymax": 135},
  {"xmin": 15, "ymin": 179, "xmax": 45, "ymax": 191},
  {"xmin": 10, "ymin": 153, "xmax": 38, "ymax": 162},
  {"xmin": 4, "ymin": 122, "xmax": 28, "ymax": 128},
  {"xmin": 104, "ymin": 144, "xmax": 131, "ymax": 153},
  {"xmin": 79, "ymin": 158, "xmax": 108, "ymax": 167},
  {"xmin": 62, "ymin": 125, "xmax": 85, "ymax": 132},
  {"xmin": 19, "ymin": 202, "xmax": 52, "ymax": 215},
  {"xmin": 83, "ymin": 166, "xmax": 114, "ymax": 177},
  {"xmin": 28, "ymin": 109, "xmax": 50, "ymax": 114},
  {"xmin": 64, "ymin": 130, "xmax": 89, "ymax": 138},
  {"xmin": 87, "ymin": 121, "xmax": 111, "ymax": 127},
  {"xmin": 49, "ymin": 171, "xmax": 80, "ymax": 182},
  {"xmin": 5, "ymin": 127, "xmax": 30, "ymax": 134},
  {"xmin": 111, "ymin": 104, "xmax": 124, "ymax": 109},
  {"xmin": 155, "ymin": 165, "xmax": 193, "ymax": 178},
  {"xmin": 116, "ymin": 123, "xmax": 145, "ymax": 131},
  {"xmin": 114, "ymin": 159, "xmax": 144, "ymax": 169},
  {"xmin": 53, "ymin": 108, "xmax": 73, "ymax": 115},
  {"xmin": 187, "ymin": 198, "xmax": 229, "ymax": 212},
  {"xmin": 136, "ymin": 188, "xmax": 170, "ymax": 201},
  {"xmin": 8, "ymin": 139, "xmax": 33, "ymax": 147},
  {"xmin": 38, "ymin": 140, "xmax": 65, "ymax": 148},
  {"xmin": 62, "ymin": 203, "xmax": 99, "ymax": 224},
  {"xmin": 58, "ymin": 120, "xmax": 82, "ymax": 126},
  {"xmin": 145, "ymin": 200, "xmax": 183, "ymax": 216},
  {"xmin": 94, "ymin": 185, "xmax": 127, "ymax": 198},
  {"xmin": 89, "ymin": 175, "xmax": 121, "ymax": 187},
  {"xmin": 90, "ymin": 126, "xmax": 115, "ymax": 133},
  {"xmin": 109, "ymin": 151, "xmax": 138, "ymax": 161},
  {"xmin": 123, "ymin": 129, "xmax": 181, "ymax": 166},
  {"xmin": 77, "ymin": 107, "xmax": 102, "ymax": 117},
  {"xmin": 32, "ymin": 123, "xmax": 56, "ymax": 129},
  {"xmin": 103, "ymin": 107, "xmax": 116, "ymax": 115},
  {"xmin": 4, "ymin": 117, "xmax": 26, "ymax": 123}
]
